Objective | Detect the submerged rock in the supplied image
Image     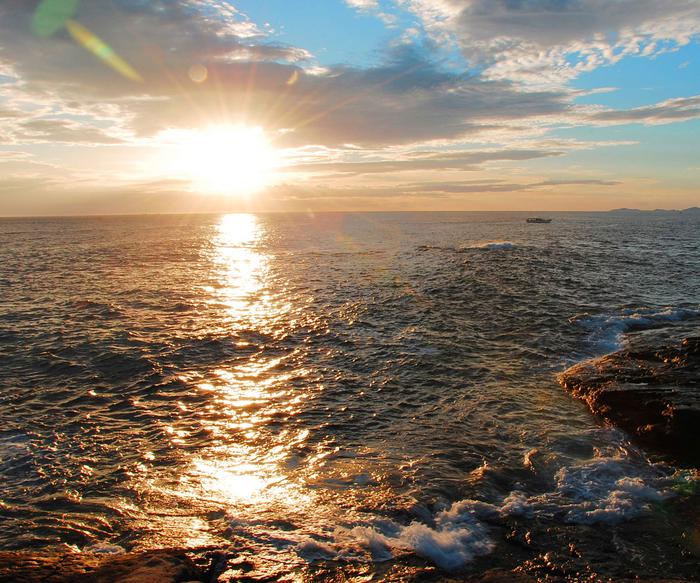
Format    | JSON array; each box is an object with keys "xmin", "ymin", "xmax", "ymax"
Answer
[{"xmin": 559, "ymin": 332, "xmax": 700, "ymax": 467}]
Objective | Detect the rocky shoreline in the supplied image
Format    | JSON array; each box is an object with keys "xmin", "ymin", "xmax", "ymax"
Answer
[
  {"xmin": 0, "ymin": 547, "xmax": 234, "ymax": 583},
  {"xmin": 0, "ymin": 546, "xmax": 542, "ymax": 582},
  {"xmin": 1, "ymin": 545, "xmax": 697, "ymax": 582},
  {"xmin": 559, "ymin": 327, "xmax": 700, "ymax": 467}
]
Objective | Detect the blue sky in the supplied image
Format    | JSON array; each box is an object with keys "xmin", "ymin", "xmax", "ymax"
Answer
[
  {"xmin": 0, "ymin": 0, "xmax": 698, "ymax": 214},
  {"xmin": 572, "ymin": 47, "xmax": 700, "ymax": 108},
  {"xmin": 234, "ymin": 0, "xmax": 396, "ymax": 66}
]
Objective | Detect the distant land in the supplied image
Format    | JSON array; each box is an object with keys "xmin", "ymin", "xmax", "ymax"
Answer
[{"xmin": 609, "ymin": 207, "xmax": 700, "ymax": 213}]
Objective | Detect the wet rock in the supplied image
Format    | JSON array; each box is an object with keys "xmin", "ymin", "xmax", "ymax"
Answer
[
  {"xmin": 0, "ymin": 548, "xmax": 205, "ymax": 583},
  {"xmin": 463, "ymin": 570, "xmax": 536, "ymax": 582},
  {"xmin": 559, "ymin": 333, "xmax": 700, "ymax": 467}
]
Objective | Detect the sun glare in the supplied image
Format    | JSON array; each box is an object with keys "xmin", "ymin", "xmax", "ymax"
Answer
[{"xmin": 161, "ymin": 126, "xmax": 279, "ymax": 195}]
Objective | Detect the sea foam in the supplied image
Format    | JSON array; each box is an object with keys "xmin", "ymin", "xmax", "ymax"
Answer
[
  {"xmin": 570, "ymin": 306, "xmax": 700, "ymax": 352},
  {"xmin": 328, "ymin": 504, "xmax": 494, "ymax": 571},
  {"xmin": 334, "ymin": 451, "xmax": 679, "ymax": 568},
  {"xmin": 230, "ymin": 441, "xmax": 697, "ymax": 572},
  {"xmin": 512, "ymin": 442, "xmax": 697, "ymax": 526}
]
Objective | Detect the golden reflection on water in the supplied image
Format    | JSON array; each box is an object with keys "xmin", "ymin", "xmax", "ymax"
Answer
[
  {"xmin": 207, "ymin": 213, "xmax": 274, "ymax": 331},
  {"xmin": 179, "ymin": 215, "xmax": 311, "ymax": 510},
  {"xmin": 131, "ymin": 214, "xmax": 319, "ymax": 552}
]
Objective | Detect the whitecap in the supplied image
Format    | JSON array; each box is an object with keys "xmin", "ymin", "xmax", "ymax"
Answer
[
  {"xmin": 332, "ymin": 505, "xmax": 494, "ymax": 571},
  {"xmin": 466, "ymin": 241, "xmax": 518, "ymax": 251},
  {"xmin": 550, "ymin": 458, "xmax": 670, "ymax": 524},
  {"xmin": 570, "ymin": 306, "xmax": 700, "ymax": 352},
  {"xmin": 499, "ymin": 448, "xmax": 696, "ymax": 526}
]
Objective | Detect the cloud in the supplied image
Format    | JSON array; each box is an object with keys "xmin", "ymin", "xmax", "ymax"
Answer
[
  {"xmin": 588, "ymin": 95, "xmax": 700, "ymax": 125},
  {"xmin": 122, "ymin": 45, "xmax": 576, "ymax": 147},
  {"xmin": 401, "ymin": 177, "xmax": 621, "ymax": 193},
  {"xmin": 537, "ymin": 179, "xmax": 621, "ymax": 186},
  {"xmin": 0, "ymin": 2, "xmax": 574, "ymax": 149},
  {"xmin": 0, "ymin": 91, "xmax": 127, "ymax": 145},
  {"xmin": 0, "ymin": 107, "xmax": 22, "ymax": 119},
  {"xmin": 13, "ymin": 118, "xmax": 124, "ymax": 145},
  {"xmin": 0, "ymin": 150, "xmax": 31, "ymax": 161},
  {"xmin": 0, "ymin": 0, "xmax": 309, "ymax": 95},
  {"xmin": 346, "ymin": 0, "xmax": 380, "ymax": 8},
  {"xmin": 402, "ymin": 179, "xmax": 530, "ymax": 193},
  {"xmin": 398, "ymin": 0, "xmax": 700, "ymax": 84},
  {"xmin": 257, "ymin": 175, "xmax": 623, "ymax": 208},
  {"xmin": 289, "ymin": 148, "xmax": 563, "ymax": 175},
  {"xmin": 2, "ymin": 0, "xmax": 696, "ymax": 154},
  {"xmin": 0, "ymin": 175, "xmax": 53, "ymax": 193},
  {"xmin": 345, "ymin": 0, "xmax": 398, "ymax": 24}
]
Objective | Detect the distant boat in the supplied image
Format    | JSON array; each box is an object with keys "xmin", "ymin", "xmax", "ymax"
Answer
[{"xmin": 526, "ymin": 217, "xmax": 552, "ymax": 223}]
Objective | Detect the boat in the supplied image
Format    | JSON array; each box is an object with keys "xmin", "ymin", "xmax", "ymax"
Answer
[{"xmin": 526, "ymin": 217, "xmax": 552, "ymax": 223}]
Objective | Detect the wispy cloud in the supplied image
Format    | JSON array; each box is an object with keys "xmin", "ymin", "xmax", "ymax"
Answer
[
  {"xmin": 401, "ymin": 178, "xmax": 621, "ymax": 193},
  {"xmin": 346, "ymin": 0, "xmax": 379, "ymax": 9},
  {"xmin": 289, "ymin": 148, "xmax": 564, "ymax": 175},
  {"xmin": 588, "ymin": 95, "xmax": 700, "ymax": 125}
]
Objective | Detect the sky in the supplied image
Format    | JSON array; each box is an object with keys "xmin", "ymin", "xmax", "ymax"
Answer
[{"xmin": 0, "ymin": 0, "xmax": 699, "ymax": 215}]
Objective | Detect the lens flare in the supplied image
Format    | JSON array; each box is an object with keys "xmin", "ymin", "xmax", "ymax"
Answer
[
  {"xmin": 65, "ymin": 20, "xmax": 142, "ymax": 82},
  {"xmin": 188, "ymin": 64, "xmax": 208, "ymax": 83},
  {"xmin": 32, "ymin": 0, "xmax": 141, "ymax": 82},
  {"xmin": 31, "ymin": 0, "xmax": 79, "ymax": 37}
]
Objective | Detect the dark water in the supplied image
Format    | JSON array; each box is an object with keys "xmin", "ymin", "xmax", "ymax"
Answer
[{"xmin": 1, "ymin": 212, "xmax": 699, "ymax": 579}]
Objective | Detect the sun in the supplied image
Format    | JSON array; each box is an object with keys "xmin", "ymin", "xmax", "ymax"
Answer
[{"xmin": 160, "ymin": 125, "xmax": 279, "ymax": 195}]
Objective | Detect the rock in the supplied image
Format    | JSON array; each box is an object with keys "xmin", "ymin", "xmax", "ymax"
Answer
[
  {"xmin": 0, "ymin": 548, "xmax": 205, "ymax": 583},
  {"xmin": 559, "ymin": 332, "xmax": 700, "ymax": 467}
]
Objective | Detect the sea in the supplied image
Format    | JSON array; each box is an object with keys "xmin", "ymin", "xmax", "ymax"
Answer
[{"xmin": 1, "ymin": 211, "xmax": 699, "ymax": 580}]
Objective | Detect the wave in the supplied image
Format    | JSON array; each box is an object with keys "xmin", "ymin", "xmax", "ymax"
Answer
[
  {"xmin": 330, "ymin": 506, "xmax": 494, "ymax": 571},
  {"xmin": 228, "ymin": 439, "xmax": 698, "ymax": 572},
  {"xmin": 417, "ymin": 241, "xmax": 518, "ymax": 254},
  {"xmin": 464, "ymin": 241, "xmax": 517, "ymax": 251},
  {"xmin": 68, "ymin": 299, "xmax": 126, "ymax": 320},
  {"xmin": 416, "ymin": 244, "xmax": 453, "ymax": 252},
  {"xmin": 523, "ymin": 451, "xmax": 688, "ymax": 525},
  {"xmin": 227, "ymin": 501, "xmax": 493, "ymax": 572},
  {"xmin": 570, "ymin": 306, "xmax": 700, "ymax": 352},
  {"xmin": 436, "ymin": 447, "xmax": 686, "ymax": 530}
]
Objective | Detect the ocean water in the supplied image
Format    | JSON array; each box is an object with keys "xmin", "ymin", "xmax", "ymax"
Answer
[{"xmin": 0, "ymin": 211, "xmax": 699, "ymax": 579}]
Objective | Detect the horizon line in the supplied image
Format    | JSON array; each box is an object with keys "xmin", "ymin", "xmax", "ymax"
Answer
[{"xmin": 0, "ymin": 207, "xmax": 698, "ymax": 219}]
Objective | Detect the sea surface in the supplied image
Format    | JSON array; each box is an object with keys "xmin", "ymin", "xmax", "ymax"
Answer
[{"xmin": 1, "ymin": 211, "xmax": 699, "ymax": 580}]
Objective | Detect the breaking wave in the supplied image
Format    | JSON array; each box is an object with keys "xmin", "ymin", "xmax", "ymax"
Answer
[
  {"xmin": 417, "ymin": 241, "xmax": 519, "ymax": 254},
  {"xmin": 226, "ymin": 437, "xmax": 697, "ymax": 572},
  {"xmin": 570, "ymin": 306, "xmax": 700, "ymax": 352},
  {"xmin": 465, "ymin": 241, "xmax": 518, "ymax": 251}
]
